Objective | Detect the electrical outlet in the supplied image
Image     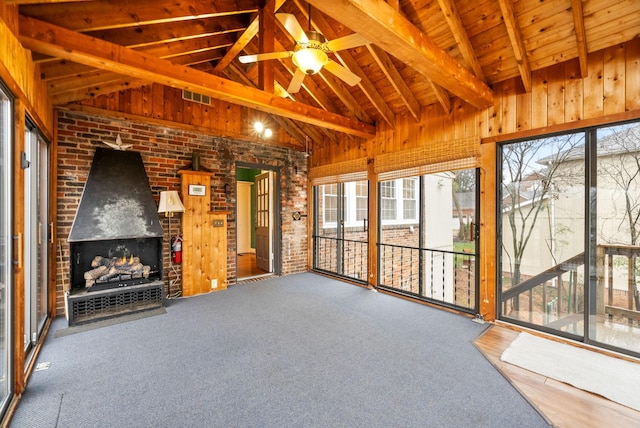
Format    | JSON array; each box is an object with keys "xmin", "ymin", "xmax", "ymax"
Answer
[{"xmin": 211, "ymin": 279, "xmax": 218, "ymax": 289}]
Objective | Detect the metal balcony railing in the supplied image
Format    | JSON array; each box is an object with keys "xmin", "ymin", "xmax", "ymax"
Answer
[
  {"xmin": 378, "ymin": 243, "xmax": 477, "ymax": 313},
  {"xmin": 313, "ymin": 235, "xmax": 368, "ymax": 283}
]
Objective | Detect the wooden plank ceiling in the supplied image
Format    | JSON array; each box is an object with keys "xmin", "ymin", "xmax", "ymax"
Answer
[{"xmin": 13, "ymin": 0, "xmax": 640, "ymax": 143}]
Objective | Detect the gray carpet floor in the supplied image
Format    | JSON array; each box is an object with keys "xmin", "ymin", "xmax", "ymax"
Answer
[{"xmin": 10, "ymin": 272, "xmax": 549, "ymax": 427}]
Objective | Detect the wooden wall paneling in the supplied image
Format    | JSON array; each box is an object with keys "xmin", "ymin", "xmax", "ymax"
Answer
[
  {"xmin": 564, "ymin": 58, "xmax": 583, "ymax": 122},
  {"xmin": 442, "ymin": 110, "xmax": 455, "ymax": 142},
  {"xmin": 0, "ymin": 16, "xmax": 53, "ymax": 135},
  {"xmin": 584, "ymin": 50, "xmax": 604, "ymax": 119},
  {"xmin": 201, "ymin": 101, "xmax": 211, "ymax": 129},
  {"xmin": 501, "ymin": 78, "xmax": 517, "ymax": 135},
  {"xmin": 152, "ymin": 84, "xmax": 164, "ymax": 120},
  {"xmin": 141, "ymin": 84, "xmax": 151, "ymax": 117},
  {"xmin": 180, "ymin": 170, "xmax": 210, "ymax": 296},
  {"xmin": 453, "ymin": 99, "xmax": 466, "ymax": 140},
  {"xmin": 118, "ymin": 87, "xmax": 132, "ymax": 113},
  {"xmin": 422, "ymin": 104, "xmax": 444, "ymax": 144},
  {"xmin": 625, "ymin": 38, "xmax": 640, "ymax": 112},
  {"xmin": 488, "ymin": 80, "xmax": 501, "ymax": 136},
  {"xmin": 478, "ymin": 140, "xmax": 497, "ymax": 321},
  {"xmin": 179, "ymin": 170, "xmax": 227, "ymax": 296},
  {"xmin": 13, "ymin": 101, "xmax": 26, "ymax": 395},
  {"xmin": 129, "ymin": 86, "xmax": 143, "ymax": 117},
  {"xmin": 546, "ymin": 63, "xmax": 565, "ymax": 126},
  {"xmin": 603, "ymin": 44, "xmax": 626, "ymax": 115},
  {"xmin": 207, "ymin": 212, "xmax": 228, "ymax": 292},
  {"xmin": 183, "ymin": 95, "xmax": 193, "ymax": 126},
  {"xmin": 105, "ymin": 91, "xmax": 119, "ymax": 112},
  {"xmin": 531, "ymin": 67, "xmax": 548, "ymax": 129},
  {"xmin": 515, "ymin": 84, "xmax": 531, "ymax": 132}
]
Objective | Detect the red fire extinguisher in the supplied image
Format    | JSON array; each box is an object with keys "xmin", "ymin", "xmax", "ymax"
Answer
[{"xmin": 171, "ymin": 235, "xmax": 183, "ymax": 264}]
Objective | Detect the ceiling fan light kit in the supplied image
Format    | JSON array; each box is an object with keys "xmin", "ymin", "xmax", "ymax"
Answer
[
  {"xmin": 292, "ymin": 32, "xmax": 329, "ymax": 75},
  {"xmin": 238, "ymin": 13, "xmax": 369, "ymax": 93}
]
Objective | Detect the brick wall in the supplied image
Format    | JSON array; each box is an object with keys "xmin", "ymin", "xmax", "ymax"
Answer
[{"xmin": 55, "ymin": 110, "xmax": 308, "ymax": 314}]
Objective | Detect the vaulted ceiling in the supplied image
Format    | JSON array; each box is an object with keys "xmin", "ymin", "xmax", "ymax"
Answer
[{"xmin": 13, "ymin": 0, "xmax": 640, "ymax": 142}]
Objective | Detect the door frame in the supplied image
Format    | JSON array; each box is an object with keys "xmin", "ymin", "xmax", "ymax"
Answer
[{"xmin": 236, "ymin": 162, "xmax": 281, "ymax": 277}]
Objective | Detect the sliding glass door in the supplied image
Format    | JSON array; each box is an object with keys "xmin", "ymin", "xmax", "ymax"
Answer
[
  {"xmin": 592, "ymin": 123, "xmax": 640, "ymax": 353},
  {"xmin": 378, "ymin": 170, "xmax": 479, "ymax": 313},
  {"xmin": 24, "ymin": 121, "xmax": 49, "ymax": 357},
  {"xmin": 499, "ymin": 133, "xmax": 586, "ymax": 334},
  {"xmin": 313, "ymin": 181, "xmax": 368, "ymax": 282},
  {"xmin": 0, "ymin": 84, "xmax": 14, "ymax": 416},
  {"xmin": 499, "ymin": 121, "xmax": 640, "ymax": 357}
]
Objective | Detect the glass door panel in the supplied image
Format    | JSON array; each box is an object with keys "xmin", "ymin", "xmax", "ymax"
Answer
[
  {"xmin": 378, "ymin": 170, "xmax": 479, "ymax": 313},
  {"xmin": 0, "ymin": 84, "xmax": 13, "ymax": 416},
  {"xmin": 499, "ymin": 133, "xmax": 586, "ymax": 335},
  {"xmin": 592, "ymin": 123, "xmax": 640, "ymax": 354},
  {"xmin": 313, "ymin": 181, "xmax": 368, "ymax": 282},
  {"xmin": 24, "ymin": 123, "xmax": 49, "ymax": 356}
]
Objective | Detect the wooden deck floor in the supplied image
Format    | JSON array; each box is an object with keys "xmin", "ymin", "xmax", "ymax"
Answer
[{"xmin": 474, "ymin": 324, "xmax": 640, "ymax": 427}]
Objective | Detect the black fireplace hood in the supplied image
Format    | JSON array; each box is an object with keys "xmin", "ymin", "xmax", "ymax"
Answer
[{"xmin": 69, "ymin": 147, "xmax": 163, "ymax": 242}]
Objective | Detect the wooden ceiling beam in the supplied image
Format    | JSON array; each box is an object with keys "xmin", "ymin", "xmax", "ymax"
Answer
[
  {"xmin": 51, "ymin": 78, "xmax": 148, "ymax": 105},
  {"xmin": 214, "ymin": 0, "xmax": 286, "ymax": 73},
  {"xmin": 367, "ymin": 45, "xmax": 422, "ymax": 121},
  {"xmin": 571, "ymin": 0, "xmax": 588, "ymax": 78},
  {"xmin": 140, "ymin": 34, "xmax": 235, "ymax": 60},
  {"xmin": 6, "ymin": 0, "xmax": 91, "ymax": 3},
  {"xmin": 317, "ymin": 71, "xmax": 372, "ymax": 124},
  {"xmin": 429, "ymin": 81, "xmax": 452, "ymax": 115},
  {"xmin": 498, "ymin": 0, "xmax": 532, "ymax": 92},
  {"xmin": 20, "ymin": 0, "xmax": 259, "ymax": 32},
  {"xmin": 294, "ymin": 0, "xmax": 395, "ymax": 126},
  {"xmin": 85, "ymin": 16, "xmax": 248, "ymax": 49},
  {"xmin": 258, "ymin": 0, "xmax": 275, "ymax": 93},
  {"xmin": 436, "ymin": 0, "xmax": 487, "ymax": 83},
  {"xmin": 48, "ymin": 69, "xmax": 128, "ymax": 95},
  {"xmin": 19, "ymin": 15, "xmax": 374, "ymax": 138},
  {"xmin": 306, "ymin": 0, "xmax": 493, "ymax": 109}
]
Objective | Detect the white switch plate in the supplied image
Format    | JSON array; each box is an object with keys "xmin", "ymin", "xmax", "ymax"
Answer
[{"xmin": 211, "ymin": 279, "xmax": 218, "ymax": 289}]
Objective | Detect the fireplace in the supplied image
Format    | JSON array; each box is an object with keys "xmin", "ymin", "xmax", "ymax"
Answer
[
  {"xmin": 66, "ymin": 147, "xmax": 165, "ymax": 325},
  {"xmin": 70, "ymin": 238, "xmax": 162, "ymax": 292}
]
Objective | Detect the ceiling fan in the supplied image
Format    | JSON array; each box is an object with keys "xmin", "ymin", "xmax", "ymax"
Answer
[{"xmin": 239, "ymin": 12, "xmax": 369, "ymax": 94}]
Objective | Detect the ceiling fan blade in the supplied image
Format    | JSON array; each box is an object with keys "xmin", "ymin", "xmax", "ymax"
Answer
[
  {"xmin": 287, "ymin": 68, "xmax": 306, "ymax": 93},
  {"xmin": 276, "ymin": 13, "xmax": 309, "ymax": 43},
  {"xmin": 238, "ymin": 51, "xmax": 292, "ymax": 64},
  {"xmin": 326, "ymin": 33, "xmax": 369, "ymax": 52},
  {"xmin": 323, "ymin": 60, "xmax": 361, "ymax": 86}
]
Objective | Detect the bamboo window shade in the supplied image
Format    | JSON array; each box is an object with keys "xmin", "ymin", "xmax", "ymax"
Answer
[
  {"xmin": 374, "ymin": 136, "xmax": 481, "ymax": 181},
  {"xmin": 309, "ymin": 157, "xmax": 368, "ymax": 185}
]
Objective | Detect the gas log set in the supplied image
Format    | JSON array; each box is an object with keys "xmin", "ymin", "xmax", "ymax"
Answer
[{"xmin": 84, "ymin": 255, "xmax": 151, "ymax": 289}]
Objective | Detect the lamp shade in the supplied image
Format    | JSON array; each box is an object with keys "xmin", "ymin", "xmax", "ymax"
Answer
[
  {"xmin": 292, "ymin": 48, "xmax": 328, "ymax": 75},
  {"xmin": 158, "ymin": 190, "xmax": 186, "ymax": 214}
]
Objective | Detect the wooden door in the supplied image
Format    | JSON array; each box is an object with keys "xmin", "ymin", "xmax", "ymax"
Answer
[{"xmin": 255, "ymin": 172, "xmax": 273, "ymax": 272}]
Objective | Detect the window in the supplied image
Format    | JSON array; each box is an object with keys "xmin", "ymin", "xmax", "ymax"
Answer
[
  {"xmin": 355, "ymin": 181, "xmax": 367, "ymax": 222},
  {"xmin": 380, "ymin": 181, "xmax": 396, "ymax": 221},
  {"xmin": 321, "ymin": 181, "xmax": 367, "ymax": 228},
  {"xmin": 322, "ymin": 184, "xmax": 338, "ymax": 224},
  {"xmin": 403, "ymin": 178, "xmax": 417, "ymax": 220},
  {"xmin": 379, "ymin": 178, "xmax": 419, "ymax": 224}
]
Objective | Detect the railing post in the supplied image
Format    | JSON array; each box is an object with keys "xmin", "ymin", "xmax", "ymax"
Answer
[{"xmin": 596, "ymin": 245, "xmax": 605, "ymax": 316}]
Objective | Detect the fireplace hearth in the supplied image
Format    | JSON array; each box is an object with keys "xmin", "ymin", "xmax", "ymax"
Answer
[{"xmin": 66, "ymin": 147, "xmax": 165, "ymax": 325}]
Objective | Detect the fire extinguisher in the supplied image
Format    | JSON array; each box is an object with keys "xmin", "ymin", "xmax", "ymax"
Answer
[{"xmin": 171, "ymin": 235, "xmax": 183, "ymax": 264}]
